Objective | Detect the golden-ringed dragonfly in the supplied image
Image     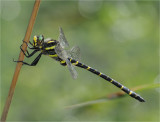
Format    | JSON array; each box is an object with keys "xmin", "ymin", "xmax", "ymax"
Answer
[{"xmin": 14, "ymin": 27, "xmax": 145, "ymax": 102}]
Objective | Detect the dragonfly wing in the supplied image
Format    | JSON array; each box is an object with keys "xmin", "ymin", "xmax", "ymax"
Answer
[
  {"xmin": 55, "ymin": 44, "xmax": 68, "ymax": 59},
  {"xmin": 44, "ymin": 38, "xmax": 53, "ymax": 42},
  {"xmin": 58, "ymin": 27, "xmax": 69, "ymax": 48},
  {"xmin": 66, "ymin": 58, "xmax": 78, "ymax": 79},
  {"xmin": 70, "ymin": 46, "xmax": 81, "ymax": 61},
  {"xmin": 56, "ymin": 27, "xmax": 78, "ymax": 79}
]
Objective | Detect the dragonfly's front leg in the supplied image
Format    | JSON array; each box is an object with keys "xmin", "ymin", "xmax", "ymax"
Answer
[
  {"xmin": 22, "ymin": 40, "xmax": 37, "ymax": 49},
  {"xmin": 20, "ymin": 45, "xmax": 39, "ymax": 58}
]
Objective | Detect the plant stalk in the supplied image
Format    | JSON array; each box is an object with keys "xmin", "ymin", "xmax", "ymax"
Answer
[{"xmin": 1, "ymin": 0, "xmax": 41, "ymax": 121}]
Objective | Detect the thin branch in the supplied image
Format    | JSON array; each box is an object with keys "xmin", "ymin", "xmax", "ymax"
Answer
[
  {"xmin": 65, "ymin": 83, "xmax": 160, "ymax": 109},
  {"xmin": 1, "ymin": 0, "xmax": 41, "ymax": 121}
]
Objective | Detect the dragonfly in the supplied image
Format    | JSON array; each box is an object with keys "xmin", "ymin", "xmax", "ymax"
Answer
[{"xmin": 14, "ymin": 27, "xmax": 145, "ymax": 102}]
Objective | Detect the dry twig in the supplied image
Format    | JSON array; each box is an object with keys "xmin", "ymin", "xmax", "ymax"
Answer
[{"xmin": 1, "ymin": 0, "xmax": 41, "ymax": 121}]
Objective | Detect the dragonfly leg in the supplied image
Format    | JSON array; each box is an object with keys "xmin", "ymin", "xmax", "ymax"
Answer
[
  {"xmin": 22, "ymin": 40, "xmax": 38, "ymax": 49},
  {"xmin": 28, "ymin": 41, "xmax": 33, "ymax": 46},
  {"xmin": 22, "ymin": 40, "xmax": 32, "ymax": 48},
  {"xmin": 20, "ymin": 45, "xmax": 39, "ymax": 58},
  {"xmin": 13, "ymin": 53, "xmax": 42, "ymax": 66}
]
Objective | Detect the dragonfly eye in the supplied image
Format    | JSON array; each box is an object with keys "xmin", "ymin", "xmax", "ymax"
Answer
[
  {"xmin": 38, "ymin": 35, "xmax": 44, "ymax": 45},
  {"xmin": 39, "ymin": 35, "xmax": 44, "ymax": 41}
]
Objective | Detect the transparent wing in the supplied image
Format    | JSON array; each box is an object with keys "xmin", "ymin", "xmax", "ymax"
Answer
[
  {"xmin": 55, "ymin": 43, "xmax": 67, "ymax": 60},
  {"xmin": 44, "ymin": 38, "xmax": 53, "ymax": 42},
  {"xmin": 69, "ymin": 46, "xmax": 81, "ymax": 61},
  {"xmin": 58, "ymin": 27, "xmax": 69, "ymax": 48},
  {"xmin": 55, "ymin": 45, "xmax": 77, "ymax": 79},
  {"xmin": 66, "ymin": 58, "xmax": 78, "ymax": 79},
  {"xmin": 55, "ymin": 27, "xmax": 78, "ymax": 79}
]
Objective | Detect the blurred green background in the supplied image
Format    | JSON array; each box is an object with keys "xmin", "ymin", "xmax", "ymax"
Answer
[{"xmin": 1, "ymin": 0, "xmax": 159, "ymax": 121}]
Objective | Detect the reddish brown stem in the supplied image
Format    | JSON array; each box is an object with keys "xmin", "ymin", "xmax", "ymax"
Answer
[{"xmin": 1, "ymin": 0, "xmax": 41, "ymax": 121}]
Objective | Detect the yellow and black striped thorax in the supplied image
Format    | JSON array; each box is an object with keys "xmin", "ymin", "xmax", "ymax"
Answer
[{"xmin": 42, "ymin": 39, "xmax": 65, "ymax": 63}]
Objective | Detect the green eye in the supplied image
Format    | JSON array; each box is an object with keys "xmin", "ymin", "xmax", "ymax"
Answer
[{"xmin": 39, "ymin": 35, "xmax": 43, "ymax": 41}]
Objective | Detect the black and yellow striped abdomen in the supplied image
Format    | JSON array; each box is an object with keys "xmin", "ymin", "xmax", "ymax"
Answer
[
  {"xmin": 42, "ymin": 40, "xmax": 145, "ymax": 102},
  {"xmin": 68, "ymin": 58, "xmax": 145, "ymax": 102}
]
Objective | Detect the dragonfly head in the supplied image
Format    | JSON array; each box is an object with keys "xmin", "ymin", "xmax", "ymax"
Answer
[{"xmin": 33, "ymin": 35, "xmax": 44, "ymax": 47}]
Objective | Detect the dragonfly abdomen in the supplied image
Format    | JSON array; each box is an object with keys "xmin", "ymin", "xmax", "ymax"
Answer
[{"xmin": 68, "ymin": 58, "xmax": 145, "ymax": 102}]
